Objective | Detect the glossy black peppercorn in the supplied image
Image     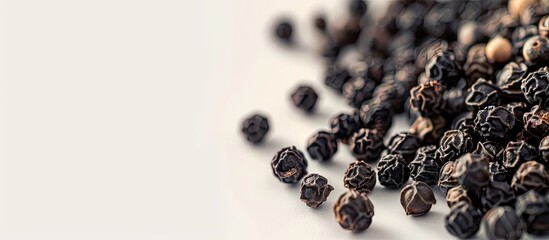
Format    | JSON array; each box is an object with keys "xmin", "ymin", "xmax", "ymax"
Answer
[
  {"xmin": 299, "ymin": 173, "xmax": 334, "ymax": 208},
  {"xmin": 377, "ymin": 154, "xmax": 410, "ymax": 189},
  {"xmin": 409, "ymin": 145, "xmax": 440, "ymax": 186},
  {"xmin": 436, "ymin": 130, "xmax": 474, "ymax": 164},
  {"xmin": 271, "ymin": 146, "xmax": 308, "ymax": 184},
  {"xmin": 504, "ymin": 102, "xmax": 528, "ymax": 125},
  {"xmin": 496, "ymin": 62, "xmax": 528, "ymax": 98},
  {"xmin": 349, "ymin": 128, "xmax": 385, "ymax": 162},
  {"xmin": 454, "ymin": 153, "xmax": 490, "ymax": 190},
  {"xmin": 515, "ymin": 190, "xmax": 549, "ymax": 235},
  {"xmin": 333, "ymin": 190, "xmax": 374, "ymax": 232},
  {"xmin": 503, "ymin": 141, "xmax": 539, "ymax": 171},
  {"xmin": 306, "ymin": 131, "xmax": 338, "ymax": 161},
  {"xmin": 330, "ymin": 112, "xmax": 361, "ymax": 144},
  {"xmin": 446, "ymin": 186, "xmax": 479, "ymax": 209},
  {"xmin": 325, "ymin": 65, "xmax": 352, "ymax": 93},
  {"xmin": 480, "ymin": 181, "xmax": 516, "ymax": 214},
  {"xmin": 425, "ymin": 51, "xmax": 461, "ymax": 87},
  {"xmin": 400, "ymin": 181, "xmax": 436, "ymax": 216},
  {"xmin": 511, "ymin": 161, "xmax": 549, "ymax": 195},
  {"xmin": 474, "ymin": 106, "xmax": 515, "ymax": 141},
  {"xmin": 241, "ymin": 114, "xmax": 270, "ymax": 144},
  {"xmin": 359, "ymin": 100, "xmax": 393, "ymax": 137},
  {"xmin": 522, "ymin": 67, "xmax": 549, "ymax": 107},
  {"xmin": 387, "ymin": 132, "xmax": 421, "ymax": 164},
  {"xmin": 409, "ymin": 81, "xmax": 445, "ymax": 117},
  {"xmin": 540, "ymin": 136, "xmax": 549, "ymax": 164},
  {"xmin": 343, "ymin": 77, "xmax": 376, "ymax": 108},
  {"xmin": 445, "ymin": 201, "xmax": 482, "ymax": 239},
  {"xmin": 451, "ymin": 111, "xmax": 476, "ymax": 138},
  {"xmin": 438, "ymin": 161, "xmax": 460, "ymax": 196},
  {"xmin": 291, "ymin": 85, "xmax": 318, "ymax": 112},
  {"xmin": 473, "ymin": 141, "xmax": 503, "ymax": 163},
  {"xmin": 523, "ymin": 105, "xmax": 549, "ymax": 138},
  {"xmin": 344, "ymin": 161, "xmax": 376, "ymax": 193},
  {"xmin": 483, "ymin": 207, "xmax": 524, "ymax": 240},
  {"xmin": 465, "ymin": 78, "xmax": 501, "ymax": 111},
  {"xmin": 275, "ymin": 21, "xmax": 293, "ymax": 41},
  {"xmin": 523, "ymin": 36, "xmax": 549, "ymax": 66},
  {"xmin": 489, "ymin": 161, "xmax": 513, "ymax": 183}
]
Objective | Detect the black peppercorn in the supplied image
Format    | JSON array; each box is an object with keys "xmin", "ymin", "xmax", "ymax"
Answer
[
  {"xmin": 330, "ymin": 112, "xmax": 361, "ymax": 144},
  {"xmin": 474, "ymin": 106, "xmax": 515, "ymax": 141},
  {"xmin": 349, "ymin": 128, "xmax": 385, "ymax": 162},
  {"xmin": 515, "ymin": 190, "xmax": 549, "ymax": 235},
  {"xmin": 291, "ymin": 85, "xmax": 318, "ymax": 112},
  {"xmin": 409, "ymin": 115, "xmax": 447, "ymax": 146},
  {"xmin": 523, "ymin": 105, "xmax": 549, "ymax": 138},
  {"xmin": 496, "ymin": 62, "xmax": 528, "ymax": 99},
  {"xmin": 371, "ymin": 79, "xmax": 407, "ymax": 113},
  {"xmin": 271, "ymin": 146, "xmax": 308, "ymax": 184},
  {"xmin": 453, "ymin": 153, "xmax": 490, "ymax": 190},
  {"xmin": 522, "ymin": 67, "xmax": 549, "ymax": 108},
  {"xmin": 344, "ymin": 161, "xmax": 376, "ymax": 193},
  {"xmin": 451, "ymin": 111, "xmax": 476, "ymax": 138},
  {"xmin": 300, "ymin": 173, "xmax": 334, "ymax": 208},
  {"xmin": 333, "ymin": 190, "xmax": 374, "ymax": 232},
  {"xmin": 410, "ymin": 145, "xmax": 440, "ymax": 187},
  {"xmin": 306, "ymin": 131, "xmax": 338, "ymax": 161},
  {"xmin": 443, "ymin": 81, "xmax": 468, "ymax": 115},
  {"xmin": 325, "ymin": 65, "xmax": 352, "ymax": 94},
  {"xmin": 445, "ymin": 201, "xmax": 482, "ymax": 239},
  {"xmin": 425, "ymin": 51, "xmax": 461, "ymax": 87},
  {"xmin": 387, "ymin": 132, "xmax": 421, "ymax": 164},
  {"xmin": 489, "ymin": 161, "xmax": 513, "ymax": 183},
  {"xmin": 241, "ymin": 114, "xmax": 270, "ymax": 144},
  {"xmin": 446, "ymin": 186, "xmax": 479, "ymax": 209},
  {"xmin": 343, "ymin": 77, "xmax": 376, "ymax": 108},
  {"xmin": 523, "ymin": 36, "xmax": 549, "ymax": 66},
  {"xmin": 473, "ymin": 141, "xmax": 503, "ymax": 163},
  {"xmin": 314, "ymin": 14, "xmax": 327, "ymax": 33},
  {"xmin": 359, "ymin": 100, "xmax": 393, "ymax": 137},
  {"xmin": 377, "ymin": 154, "xmax": 410, "ymax": 189},
  {"xmin": 400, "ymin": 181, "xmax": 436, "ymax": 216},
  {"xmin": 275, "ymin": 20, "xmax": 293, "ymax": 41},
  {"xmin": 465, "ymin": 78, "xmax": 501, "ymax": 112},
  {"xmin": 512, "ymin": 25, "xmax": 538, "ymax": 55},
  {"xmin": 480, "ymin": 181, "xmax": 515, "ymax": 214},
  {"xmin": 464, "ymin": 44, "xmax": 494, "ymax": 86},
  {"xmin": 540, "ymin": 135, "xmax": 549, "ymax": 164},
  {"xmin": 504, "ymin": 102, "xmax": 528, "ymax": 125},
  {"xmin": 409, "ymin": 81, "xmax": 445, "ymax": 117},
  {"xmin": 483, "ymin": 207, "xmax": 524, "ymax": 240},
  {"xmin": 436, "ymin": 130, "xmax": 474, "ymax": 164},
  {"xmin": 438, "ymin": 161, "xmax": 460, "ymax": 196},
  {"xmin": 511, "ymin": 160, "xmax": 549, "ymax": 195},
  {"xmin": 503, "ymin": 141, "xmax": 539, "ymax": 171}
]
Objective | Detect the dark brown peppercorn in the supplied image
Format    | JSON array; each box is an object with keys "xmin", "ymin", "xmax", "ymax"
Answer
[
  {"xmin": 523, "ymin": 105, "xmax": 549, "ymax": 138},
  {"xmin": 436, "ymin": 130, "xmax": 474, "ymax": 164},
  {"xmin": 439, "ymin": 161, "xmax": 460, "ymax": 196},
  {"xmin": 504, "ymin": 141, "xmax": 539, "ymax": 171},
  {"xmin": 474, "ymin": 106, "xmax": 515, "ymax": 141},
  {"xmin": 387, "ymin": 132, "xmax": 421, "ymax": 164},
  {"xmin": 330, "ymin": 112, "xmax": 360, "ymax": 144},
  {"xmin": 409, "ymin": 81, "xmax": 445, "ymax": 117},
  {"xmin": 483, "ymin": 207, "xmax": 524, "ymax": 240},
  {"xmin": 485, "ymin": 36, "xmax": 513, "ymax": 64},
  {"xmin": 464, "ymin": 44, "xmax": 494, "ymax": 85},
  {"xmin": 454, "ymin": 153, "xmax": 490, "ymax": 190},
  {"xmin": 325, "ymin": 65, "xmax": 352, "ymax": 93},
  {"xmin": 333, "ymin": 190, "xmax": 374, "ymax": 232},
  {"xmin": 343, "ymin": 77, "xmax": 376, "ymax": 108},
  {"xmin": 522, "ymin": 67, "xmax": 549, "ymax": 107},
  {"xmin": 465, "ymin": 78, "xmax": 501, "ymax": 111},
  {"xmin": 511, "ymin": 25, "xmax": 538, "ymax": 55},
  {"xmin": 409, "ymin": 115, "xmax": 446, "ymax": 146},
  {"xmin": 371, "ymin": 79, "xmax": 407, "ymax": 113},
  {"xmin": 344, "ymin": 161, "xmax": 376, "ymax": 193},
  {"xmin": 425, "ymin": 51, "xmax": 461, "ymax": 87},
  {"xmin": 473, "ymin": 141, "xmax": 504, "ymax": 163},
  {"xmin": 540, "ymin": 136, "xmax": 549, "ymax": 164},
  {"xmin": 349, "ymin": 128, "xmax": 385, "ymax": 162},
  {"xmin": 359, "ymin": 100, "xmax": 393, "ymax": 137},
  {"xmin": 490, "ymin": 161, "xmax": 513, "ymax": 183},
  {"xmin": 445, "ymin": 201, "xmax": 482, "ymax": 239},
  {"xmin": 504, "ymin": 102, "xmax": 529, "ymax": 125},
  {"xmin": 446, "ymin": 186, "xmax": 478, "ymax": 208},
  {"xmin": 540, "ymin": 15, "xmax": 549, "ymax": 38},
  {"xmin": 481, "ymin": 181, "xmax": 515, "ymax": 213},
  {"xmin": 400, "ymin": 181, "xmax": 436, "ymax": 216},
  {"xmin": 300, "ymin": 173, "xmax": 334, "ymax": 208},
  {"xmin": 271, "ymin": 146, "xmax": 308, "ymax": 184},
  {"xmin": 377, "ymin": 154, "xmax": 410, "ymax": 189},
  {"xmin": 410, "ymin": 145, "xmax": 440, "ymax": 187},
  {"xmin": 275, "ymin": 21, "xmax": 293, "ymax": 41},
  {"xmin": 241, "ymin": 114, "xmax": 270, "ymax": 144},
  {"xmin": 451, "ymin": 111, "xmax": 476, "ymax": 137},
  {"xmin": 523, "ymin": 36, "xmax": 549, "ymax": 66},
  {"xmin": 511, "ymin": 161, "xmax": 549, "ymax": 195},
  {"xmin": 291, "ymin": 85, "xmax": 318, "ymax": 112},
  {"xmin": 496, "ymin": 62, "xmax": 528, "ymax": 98},
  {"xmin": 515, "ymin": 190, "xmax": 549, "ymax": 235},
  {"xmin": 306, "ymin": 131, "xmax": 338, "ymax": 161}
]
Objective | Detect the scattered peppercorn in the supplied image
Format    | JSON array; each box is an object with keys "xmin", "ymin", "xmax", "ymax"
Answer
[
  {"xmin": 274, "ymin": 20, "xmax": 293, "ymax": 42},
  {"xmin": 438, "ymin": 161, "xmax": 460, "ymax": 196},
  {"xmin": 349, "ymin": 128, "xmax": 385, "ymax": 162},
  {"xmin": 474, "ymin": 106, "xmax": 515, "ymax": 141},
  {"xmin": 483, "ymin": 207, "xmax": 524, "ymax": 240},
  {"xmin": 512, "ymin": 25, "xmax": 538, "ymax": 55},
  {"xmin": 291, "ymin": 85, "xmax": 318, "ymax": 112},
  {"xmin": 344, "ymin": 161, "xmax": 376, "ymax": 193},
  {"xmin": 377, "ymin": 154, "xmax": 410, "ymax": 189},
  {"xmin": 445, "ymin": 201, "xmax": 482, "ymax": 239},
  {"xmin": 436, "ymin": 130, "xmax": 474, "ymax": 164},
  {"xmin": 496, "ymin": 62, "xmax": 528, "ymax": 98},
  {"xmin": 489, "ymin": 161, "xmax": 513, "ymax": 183},
  {"xmin": 503, "ymin": 141, "xmax": 539, "ymax": 171},
  {"xmin": 515, "ymin": 190, "xmax": 549, "ymax": 235},
  {"xmin": 473, "ymin": 141, "xmax": 503, "ymax": 163},
  {"xmin": 400, "ymin": 181, "xmax": 436, "ymax": 216},
  {"xmin": 387, "ymin": 132, "xmax": 421, "ymax": 164},
  {"xmin": 425, "ymin": 51, "xmax": 461, "ymax": 87},
  {"xmin": 523, "ymin": 36, "xmax": 549, "ymax": 66},
  {"xmin": 485, "ymin": 36, "xmax": 513, "ymax": 64},
  {"xmin": 359, "ymin": 101, "xmax": 393, "ymax": 136},
  {"xmin": 325, "ymin": 65, "xmax": 352, "ymax": 93},
  {"xmin": 465, "ymin": 78, "xmax": 501, "ymax": 111},
  {"xmin": 241, "ymin": 114, "xmax": 270, "ymax": 144},
  {"xmin": 330, "ymin": 112, "xmax": 360, "ymax": 144},
  {"xmin": 306, "ymin": 130, "xmax": 338, "ymax": 161},
  {"xmin": 333, "ymin": 190, "xmax": 374, "ymax": 232},
  {"xmin": 453, "ymin": 153, "xmax": 490, "ymax": 190},
  {"xmin": 300, "ymin": 173, "xmax": 334, "ymax": 208},
  {"xmin": 409, "ymin": 145, "xmax": 440, "ymax": 187},
  {"xmin": 343, "ymin": 77, "xmax": 376, "ymax": 108},
  {"xmin": 446, "ymin": 186, "xmax": 479, "ymax": 209},
  {"xmin": 523, "ymin": 105, "xmax": 549, "ymax": 138},
  {"xmin": 511, "ymin": 160, "xmax": 549, "ymax": 195},
  {"xmin": 409, "ymin": 80, "xmax": 445, "ymax": 117},
  {"xmin": 271, "ymin": 146, "xmax": 308, "ymax": 184}
]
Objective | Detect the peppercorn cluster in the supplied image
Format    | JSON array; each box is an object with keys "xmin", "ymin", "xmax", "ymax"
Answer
[{"xmin": 240, "ymin": 0, "xmax": 549, "ymax": 238}]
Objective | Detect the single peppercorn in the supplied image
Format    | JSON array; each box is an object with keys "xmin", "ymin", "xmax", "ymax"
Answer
[
  {"xmin": 523, "ymin": 105, "xmax": 549, "ymax": 138},
  {"xmin": 511, "ymin": 160, "xmax": 549, "ymax": 195},
  {"xmin": 271, "ymin": 146, "xmax": 308, "ymax": 184},
  {"xmin": 445, "ymin": 201, "xmax": 482, "ymax": 239},
  {"xmin": 371, "ymin": 79, "xmax": 407, "ymax": 113},
  {"xmin": 496, "ymin": 62, "xmax": 528, "ymax": 98},
  {"xmin": 333, "ymin": 190, "xmax": 374, "ymax": 232},
  {"xmin": 515, "ymin": 190, "xmax": 549, "ymax": 235},
  {"xmin": 474, "ymin": 106, "xmax": 515, "ymax": 141},
  {"xmin": 540, "ymin": 15, "xmax": 549, "ymax": 37},
  {"xmin": 330, "ymin": 112, "xmax": 361, "ymax": 144},
  {"xmin": 511, "ymin": 25, "xmax": 538, "ymax": 55},
  {"xmin": 349, "ymin": 128, "xmax": 385, "ymax": 162},
  {"xmin": 465, "ymin": 78, "xmax": 501, "ymax": 112},
  {"xmin": 439, "ymin": 161, "xmax": 460, "ymax": 196},
  {"xmin": 400, "ymin": 181, "xmax": 436, "ymax": 216},
  {"xmin": 409, "ymin": 115, "xmax": 446, "ymax": 146},
  {"xmin": 483, "ymin": 207, "xmax": 524, "ymax": 240},
  {"xmin": 451, "ymin": 111, "xmax": 476, "ymax": 138},
  {"xmin": 473, "ymin": 141, "xmax": 504, "ymax": 163},
  {"xmin": 504, "ymin": 102, "xmax": 529, "ymax": 125},
  {"xmin": 446, "ymin": 186, "xmax": 479, "ymax": 209},
  {"xmin": 436, "ymin": 130, "xmax": 474, "ymax": 164},
  {"xmin": 480, "ymin": 181, "xmax": 516, "ymax": 214},
  {"xmin": 503, "ymin": 141, "xmax": 539, "ymax": 171},
  {"xmin": 486, "ymin": 36, "xmax": 513, "ymax": 64},
  {"xmin": 490, "ymin": 161, "xmax": 513, "ymax": 183},
  {"xmin": 291, "ymin": 85, "xmax": 318, "ymax": 112},
  {"xmin": 325, "ymin": 65, "xmax": 352, "ymax": 94},
  {"xmin": 523, "ymin": 36, "xmax": 549, "ymax": 66},
  {"xmin": 314, "ymin": 14, "xmax": 327, "ymax": 32},
  {"xmin": 540, "ymin": 136, "xmax": 549, "ymax": 164},
  {"xmin": 241, "ymin": 114, "xmax": 270, "ymax": 144},
  {"xmin": 342, "ymin": 77, "xmax": 376, "ymax": 108},
  {"xmin": 409, "ymin": 145, "xmax": 440, "ymax": 187},
  {"xmin": 377, "ymin": 154, "xmax": 410, "ymax": 189},
  {"xmin": 464, "ymin": 44, "xmax": 494, "ymax": 86},
  {"xmin": 454, "ymin": 153, "xmax": 490, "ymax": 190},
  {"xmin": 274, "ymin": 20, "xmax": 293, "ymax": 41},
  {"xmin": 425, "ymin": 51, "xmax": 461, "ymax": 87},
  {"xmin": 409, "ymin": 80, "xmax": 445, "ymax": 117},
  {"xmin": 359, "ymin": 100, "xmax": 393, "ymax": 137},
  {"xmin": 387, "ymin": 132, "xmax": 421, "ymax": 164},
  {"xmin": 522, "ymin": 67, "xmax": 549, "ymax": 107},
  {"xmin": 299, "ymin": 173, "xmax": 334, "ymax": 208},
  {"xmin": 343, "ymin": 161, "xmax": 376, "ymax": 193},
  {"xmin": 306, "ymin": 131, "xmax": 338, "ymax": 161}
]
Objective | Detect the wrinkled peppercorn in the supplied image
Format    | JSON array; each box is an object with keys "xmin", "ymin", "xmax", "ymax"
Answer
[
  {"xmin": 515, "ymin": 190, "xmax": 549, "ymax": 235},
  {"xmin": 409, "ymin": 81, "xmax": 445, "ymax": 117},
  {"xmin": 451, "ymin": 111, "xmax": 476, "ymax": 137},
  {"xmin": 410, "ymin": 145, "xmax": 440, "ymax": 187},
  {"xmin": 300, "ymin": 173, "xmax": 334, "ymax": 208},
  {"xmin": 512, "ymin": 161, "xmax": 549, "ymax": 195},
  {"xmin": 436, "ymin": 130, "xmax": 474, "ymax": 164},
  {"xmin": 522, "ymin": 67, "xmax": 549, "ymax": 107},
  {"xmin": 343, "ymin": 77, "xmax": 376, "ymax": 108},
  {"xmin": 333, "ymin": 190, "xmax": 374, "ymax": 232},
  {"xmin": 473, "ymin": 141, "xmax": 503, "ymax": 163},
  {"xmin": 523, "ymin": 36, "xmax": 549, "ymax": 66},
  {"xmin": 387, "ymin": 132, "xmax": 421, "ymax": 164},
  {"xmin": 275, "ymin": 20, "xmax": 293, "ymax": 41},
  {"xmin": 489, "ymin": 161, "xmax": 513, "ymax": 183},
  {"xmin": 425, "ymin": 51, "xmax": 461, "ymax": 87},
  {"xmin": 486, "ymin": 36, "xmax": 513, "ymax": 64},
  {"xmin": 439, "ymin": 161, "xmax": 460, "ymax": 196},
  {"xmin": 241, "ymin": 114, "xmax": 270, "ymax": 144},
  {"xmin": 271, "ymin": 146, "xmax": 308, "ymax": 184},
  {"xmin": 359, "ymin": 101, "xmax": 393, "ymax": 136},
  {"xmin": 344, "ymin": 161, "xmax": 376, "ymax": 193},
  {"xmin": 481, "ymin": 181, "xmax": 516, "ymax": 214},
  {"xmin": 306, "ymin": 131, "xmax": 338, "ymax": 161},
  {"xmin": 400, "ymin": 181, "xmax": 436, "ymax": 216},
  {"xmin": 377, "ymin": 154, "xmax": 410, "ymax": 189},
  {"xmin": 504, "ymin": 141, "xmax": 539, "ymax": 171},
  {"xmin": 349, "ymin": 128, "xmax": 385, "ymax": 162},
  {"xmin": 446, "ymin": 186, "xmax": 479, "ymax": 209},
  {"xmin": 291, "ymin": 85, "xmax": 318, "ymax": 112},
  {"xmin": 454, "ymin": 153, "xmax": 490, "ymax": 190},
  {"xmin": 465, "ymin": 78, "xmax": 501, "ymax": 111},
  {"xmin": 445, "ymin": 201, "xmax": 482, "ymax": 239},
  {"xmin": 330, "ymin": 112, "xmax": 361, "ymax": 144},
  {"xmin": 474, "ymin": 106, "xmax": 515, "ymax": 141},
  {"xmin": 325, "ymin": 65, "xmax": 352, "ymax": 93},
  {"xmin": 540, "ymin": 136, "xmax": 549, "ymax": 164},
  {"xmin": 504, "ymin": 102, "xmax": 528, "ymax": 125},
  {"xmin": 409, "ymin": 115, "xmax": 446, "ymax": 146},
  {"xmin": 483, "ymin": 207, "xmax": 524, "ymax": 240},
  {"xmin": 371, "ymin": 79, "xmax": 407, "ymax": 113},
  {"xmin": 496, "ymin": 62, "xmax": 528, "ymax": 98},
  {"xmin": 523, "ymin": 105, "xmax": 549, "ymax": 138},
  {"xmin": 464, "ymin": 44, "xmax": 493, "ymax": 85}
]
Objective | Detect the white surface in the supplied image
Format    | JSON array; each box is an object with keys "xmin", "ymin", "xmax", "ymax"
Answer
[{"xmin": 2, "ymin": 0, "xmax": 544, "ymax": 239}]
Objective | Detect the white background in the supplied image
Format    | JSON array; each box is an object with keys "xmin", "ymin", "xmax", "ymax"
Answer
[{"xmin": 1, "ymin": 0, "xmax": 545, "ymax": 239}]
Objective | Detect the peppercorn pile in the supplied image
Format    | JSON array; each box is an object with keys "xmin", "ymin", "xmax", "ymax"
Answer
[{"xmin": 241, "ymin": 0, "xmax": 549, "ymax": 238}]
